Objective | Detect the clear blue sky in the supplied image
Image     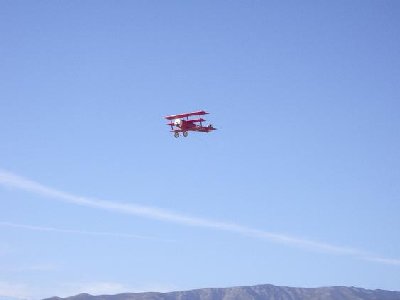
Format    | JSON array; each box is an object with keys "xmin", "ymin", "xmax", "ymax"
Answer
[{"xmin": 1, "ymin": 0, "xmax": 400, "ymax": 298}]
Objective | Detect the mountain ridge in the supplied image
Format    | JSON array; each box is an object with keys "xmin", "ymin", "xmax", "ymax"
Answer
[{"xmin": 43, "ymin": 283, "xmax": 400, "ymax": 300}]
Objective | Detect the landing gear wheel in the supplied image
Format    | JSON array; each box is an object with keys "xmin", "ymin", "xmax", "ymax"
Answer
[
  {"xmin": 174, "ymin": 132, "xmax": 179, "ymax": 138},
  {"xmin": 183, "ymin": 131, "xmax": 188, "ymax": 137}
]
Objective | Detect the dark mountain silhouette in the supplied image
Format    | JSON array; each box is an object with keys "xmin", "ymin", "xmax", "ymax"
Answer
[{"xmin": 43, "ymin": 283, "xmax": 400, "ymax": 300}]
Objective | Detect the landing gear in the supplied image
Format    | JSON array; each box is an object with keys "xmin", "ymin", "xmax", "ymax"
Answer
[
  {"xmin": 183, "ymin": 131, "xmax": 188, "ymax": 137},
  {"xmin": 174, "ymin": 132, "xmax": 179, "ymax": 138}
]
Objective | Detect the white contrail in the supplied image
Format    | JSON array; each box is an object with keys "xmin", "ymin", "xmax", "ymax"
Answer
[
  {"xmin": 0, "ymin": 169, "xmax": 399, "ymax": 265},
  {"xmin": 0, "ymin": 221, "xmax": 170, "ymax": 241}
]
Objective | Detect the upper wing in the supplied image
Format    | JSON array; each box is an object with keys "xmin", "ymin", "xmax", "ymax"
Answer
[{"xmin": 164, "ymin": 110, "xmax": 208, "ymax": 120}]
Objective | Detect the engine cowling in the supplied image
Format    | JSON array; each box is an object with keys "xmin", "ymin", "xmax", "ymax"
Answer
[{"xmin": 173, "ymin": 118, "xmax": 182, "ymax": 127}]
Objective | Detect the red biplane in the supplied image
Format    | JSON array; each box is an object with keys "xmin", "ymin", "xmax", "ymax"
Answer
[{"xmin": 164, "ymin": 110, "xmax": 217, "ymax": 137}]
